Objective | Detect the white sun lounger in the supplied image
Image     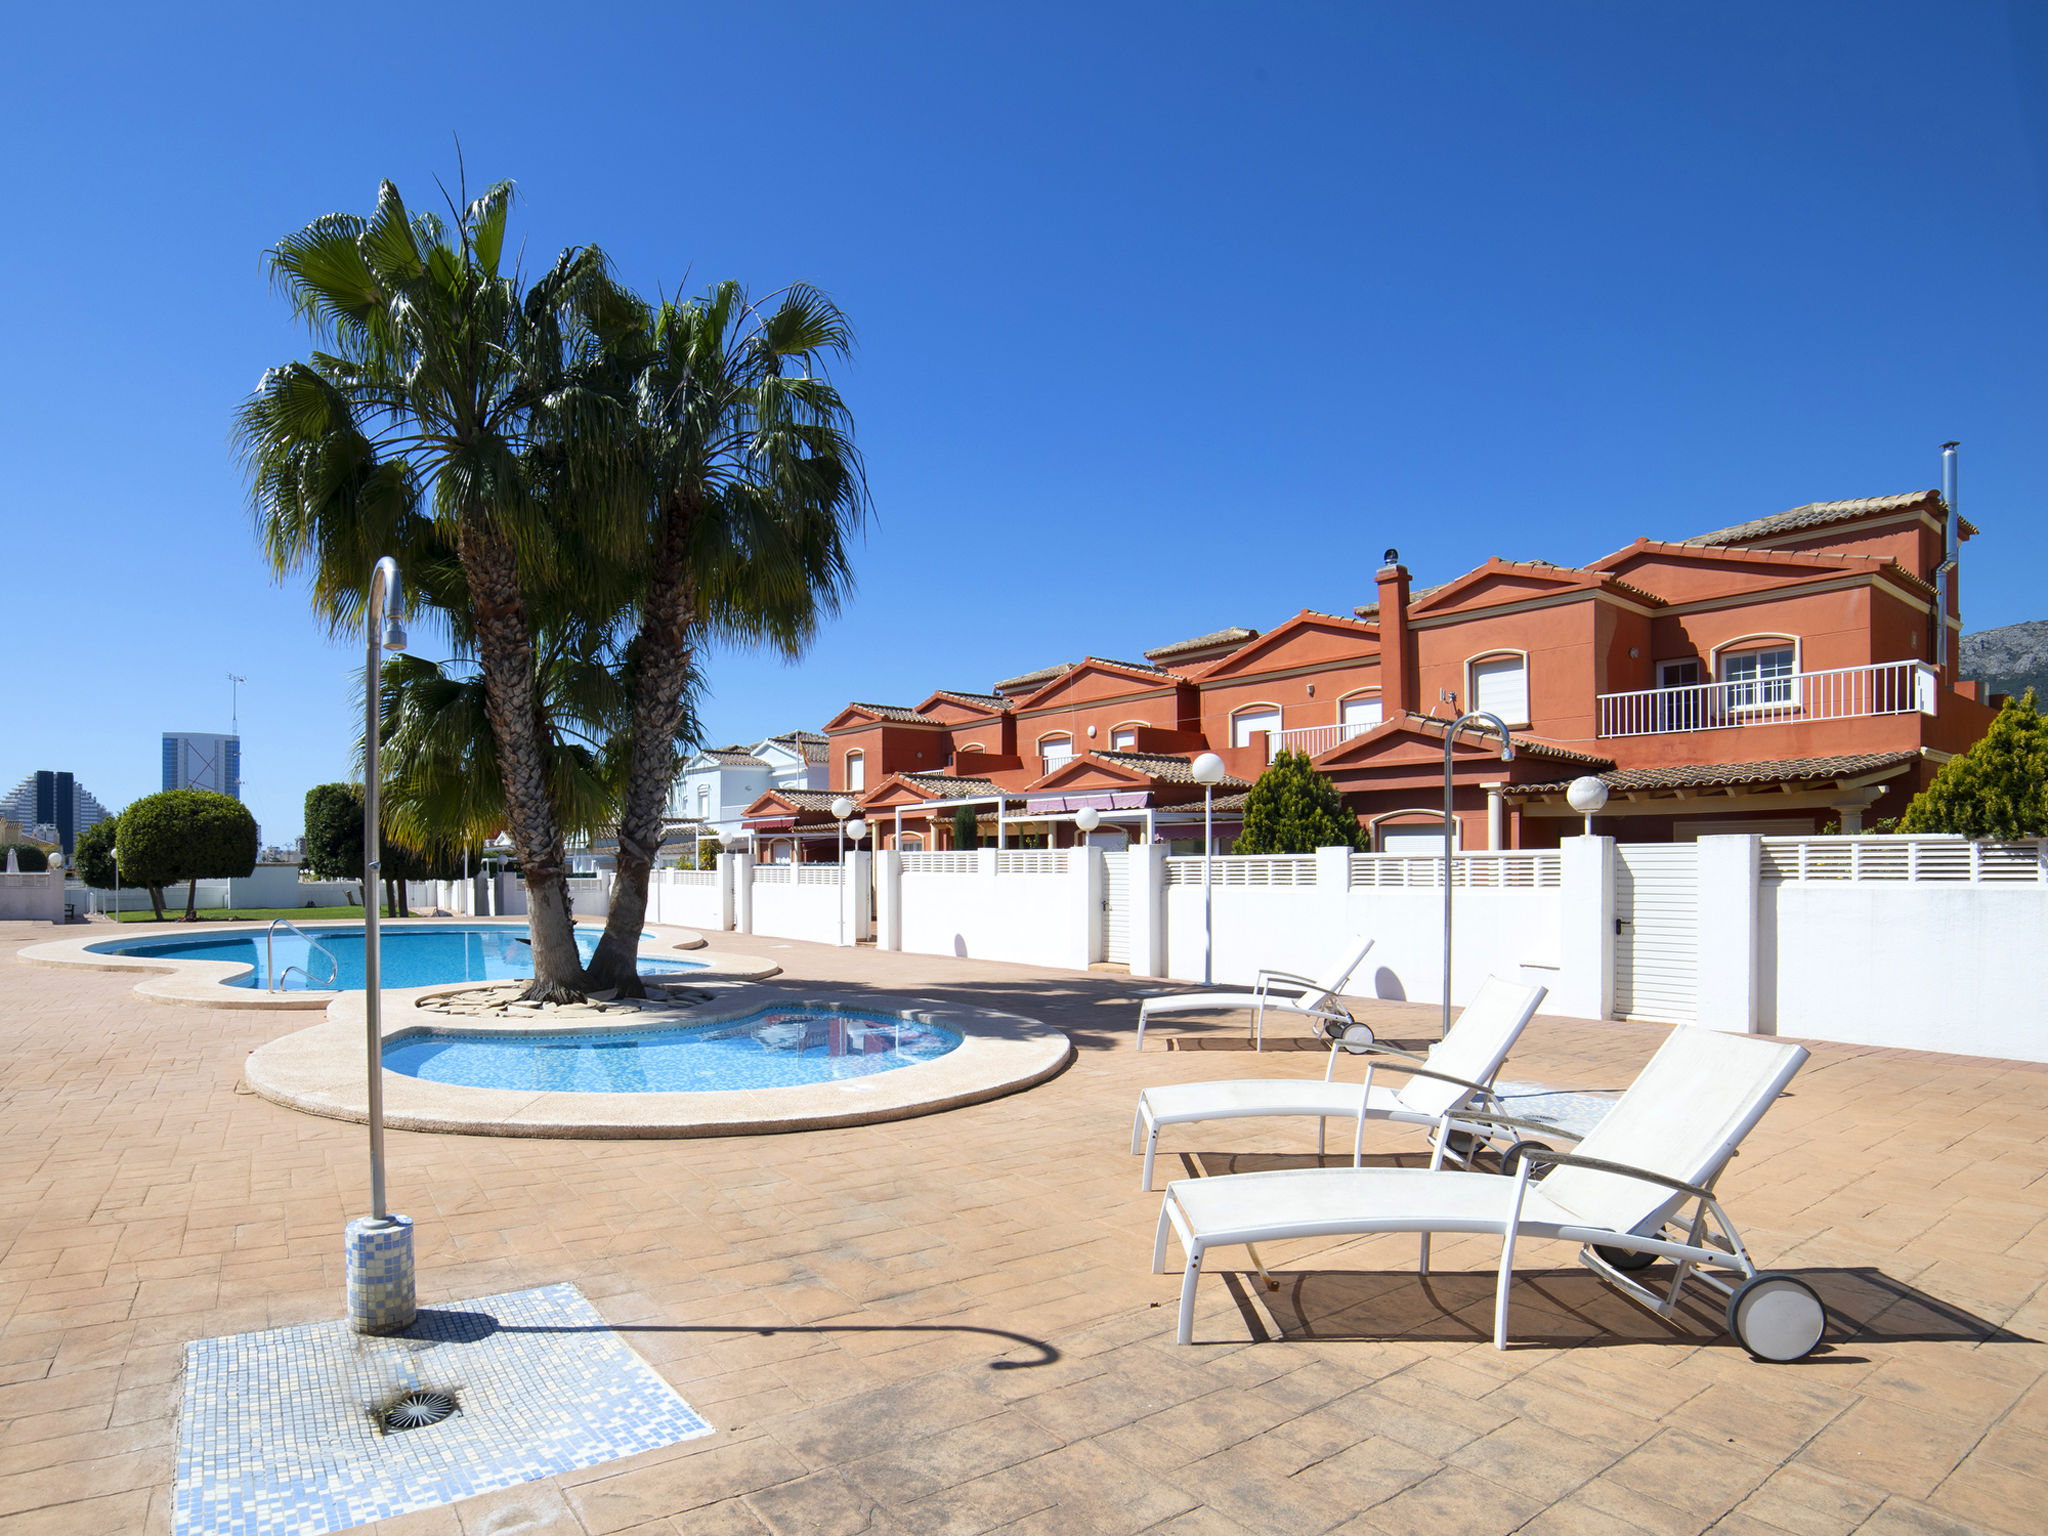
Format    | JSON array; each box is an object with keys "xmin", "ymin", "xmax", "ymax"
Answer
[
  {"xmin": 1131, "ymin": 976, "xmax": 1548, "ymax": 1191},
  {"xmin": 1134, "ymin": 935, "xmax": 1374, "ymax": 1051},
  {"xmin": 1153, "ymin": 1027, "xmax": 1825, "ymax": 1360}
]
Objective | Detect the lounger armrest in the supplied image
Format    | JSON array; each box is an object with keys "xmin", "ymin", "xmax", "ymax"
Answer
[
  {"xmin": 1335, "ymin": 1040, "xmax": 1429, "ymax": 1065},
  {"xmin": 1505, "ymin": 1147, "xmax": 1716, "ymax": 1202},
  {"xmin": 1254, "ymin": 968, "xmax": 1322, "ymax": 993},
  {"xmin": 1348, "ymin": 1059, "xmax": 1499, "ymax": 1100}
]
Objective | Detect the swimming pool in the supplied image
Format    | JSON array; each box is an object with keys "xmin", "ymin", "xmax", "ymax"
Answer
[
  {"xmin": 85, "ymin": 924, "xmax": 703, "ymax": 991},
  {"xmin": 384, "ymin": 1007, "xmax": 962, "ymax": 1093}
]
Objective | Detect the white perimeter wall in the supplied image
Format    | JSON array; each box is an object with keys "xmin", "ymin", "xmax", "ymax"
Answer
[
  {"xmin": 1165, "ymin": 882, "xmax": 1563, "ymax": 1009},
  {"xmin": 899, "ymin": 853, "xmax": 1095, "ymax": 970},
  {"xmin": 649, "ymin": 868, "xmax": 728, "ymax": 931},
  {"xmin": 1763, "ymin": 883, "xmax": 2048, "ymax": 1061},
  {"xmin": 751, "ymin": 871, "xmax": 846, "ymax": 943}
]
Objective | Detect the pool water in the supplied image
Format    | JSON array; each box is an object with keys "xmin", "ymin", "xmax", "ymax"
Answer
[
  {"xmin": 384, "ymin": 1008, "xmax": 961, "ymax": 1093},
  {"xmin": 86, "ymin": 924, "xmax": 702, "ymax": 991}
]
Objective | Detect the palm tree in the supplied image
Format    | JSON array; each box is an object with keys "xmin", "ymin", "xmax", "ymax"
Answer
[
  {"xmin": 237, "ymin": 178, "xmax": 634, "ymax": 1000},
  {"xmin": 581, "ymin": 282, "xmax": 868, "ymax": 995}
]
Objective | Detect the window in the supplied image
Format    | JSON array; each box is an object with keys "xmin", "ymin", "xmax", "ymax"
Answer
[
  {"xmin": 1721, "ymin": 646, "xmax": 1796, "ymax": 708},
  {"xmin": 696, "ymin": 785, "xmax": 710, "ymax": 818},
  {"xmin": 1039, "ymin": 734, "xmax": 1074, "ymax": 766},
  {"xmin": 899, "ymin": 833, "xmax": 924, "ymax": 852},
  {"xmin": 959, "ymin": 742, "xmax": 986, "ymax": 754},
  {"xmin": 1658, "ymin": 659, "xmax": 1701, "ymax": 688},
  {"xmin": 1470, "ymin": 655, "xmax": 1529, "ymax": 725},
  {"xmin": 845, "ymin": 751, "xmax": 865, "ymax": 791},
  {"xmin": 1231, "ymin": 706, "xmax": 1282, "ymax": 748},
  {"xmin": 1339, "ymin": 694, "xmax": 1383, "ymax": 733},
  {"xmin": 1110, "ymin": 727, "xmax": 1138, "ymax": 751}
]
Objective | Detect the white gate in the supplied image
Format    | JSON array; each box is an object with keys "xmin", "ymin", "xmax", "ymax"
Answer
[
  {"xmin": 1614, "ymin": 844, "xmax": 1699, "ymax": 1023},
  {"xmin": 1101, "ymin": 850, "xmax": 1130, "ymax": 964}
]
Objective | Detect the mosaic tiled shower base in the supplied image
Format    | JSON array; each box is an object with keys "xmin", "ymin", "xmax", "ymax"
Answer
[{"xmin": 174, "ymin": 1283, "xmax": 711, "ymax": 1536}]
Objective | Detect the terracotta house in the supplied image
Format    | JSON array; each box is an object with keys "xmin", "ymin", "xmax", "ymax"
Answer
[{"xmin": 751, "ymin": 482, "xmax": 2000, "ymax": 855}]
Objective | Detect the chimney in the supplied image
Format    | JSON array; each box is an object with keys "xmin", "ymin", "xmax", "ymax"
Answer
[{"xmin": 1376, "ymin": 550, "xmax": 1417, "ymax": 719}]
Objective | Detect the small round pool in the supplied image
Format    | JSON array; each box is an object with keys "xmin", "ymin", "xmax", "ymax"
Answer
[
  {"xmin": 384, "ymin": 1007, "xmax": 962, "ymax": 1093},
  {"xmin": 85, "ymin": 924, "xmax": 702, "ymax": 991}
]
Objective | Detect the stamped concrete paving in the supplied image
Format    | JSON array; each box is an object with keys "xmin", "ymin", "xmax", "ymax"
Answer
[{"xmin": 1, "ymin": 919, "xmax": 2044, "ymax": 1536}]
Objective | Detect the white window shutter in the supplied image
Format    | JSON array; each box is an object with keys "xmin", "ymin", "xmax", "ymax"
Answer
[{"xmin": 1472, "ymin": 658, "xmax": 1528, "ymax": 723}]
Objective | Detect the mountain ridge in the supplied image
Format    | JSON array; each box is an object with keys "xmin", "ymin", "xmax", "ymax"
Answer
[{"xmin": 1961, "ymin": 619, "xmax": 2048, "ymax": 704}]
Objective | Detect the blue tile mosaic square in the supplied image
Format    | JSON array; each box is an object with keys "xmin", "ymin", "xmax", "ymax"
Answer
[{"xmin": 173, "ymin": 1282, "xmax": 712, "ymax": 1536}]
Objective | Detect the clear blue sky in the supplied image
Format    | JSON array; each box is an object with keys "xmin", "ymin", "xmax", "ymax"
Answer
[{"xmin": 4, "ymin": 3, "xmax": 2044, "ymax": 843}]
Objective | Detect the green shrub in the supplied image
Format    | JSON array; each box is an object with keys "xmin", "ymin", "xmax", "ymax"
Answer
[
  {"xmin": 118, "ymin": 790, "xmax": 259, "ymax": 920},
  {"xmin": 0, "ymin": 842, "xmax": 50, "ymax": 873},
  {"xmin": 695, "ymin": 836, "xmax": 723, "ymax": 871},
  {"xmin": 1233, "ymin": 751, "xmax": 1365, "ymax": 855},
  {"xmin": 302, "ymin": 783, "xmax": 365, "ymax": 881},
  {"xmin": 71, "ymin": 819, "xmax": 123, "ymax": 888},
  {"xmin": 1899, "ymin": 690, "xmax": 2048, "ymax": 839},
  {"xmin": 951, "ymin": 803, "xmax": 980, "ymax": 852}
]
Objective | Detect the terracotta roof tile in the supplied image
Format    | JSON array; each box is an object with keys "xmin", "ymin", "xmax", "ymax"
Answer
[
  {"xmin": 993, "ymin": 663, "xmax": 1072, "ymax": 694},
  {"xmin": 847, "ymin": 702, "xmax": 944, "ymax": 725},
  {"xmin": 1090, "ymin": 750, "xmax": 1254, "ymax": 786},
  {"xmin": 1143, "ymin": 626, "xmax": 1258, "ymax": 662},
  {"xmin": 697, "ymin": 746, "xmax": 767, "ymax": 766},
  {"xmin": 891, "ymin": 772, "xmax": 1010, "ymax": 799},
  {"xmin": 1391, "ymin": 713, "xmax": 1612, "ymax": 766},
  {"xmin": 1686, "ymin": 491, "xmax": 1976, "ymax": 546},
  {"xmin": 1502, "ymin": 751, "xmax": 1919, "ymax": 797},
  {"xmin": 928, "ymin": 690, "xmax": 1014, "ymax": 712}
]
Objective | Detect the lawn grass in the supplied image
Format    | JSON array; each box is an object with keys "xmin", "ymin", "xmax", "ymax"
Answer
[{"xmin": 112, "ymin": 906, "xmax": 386, "ymax": 923}]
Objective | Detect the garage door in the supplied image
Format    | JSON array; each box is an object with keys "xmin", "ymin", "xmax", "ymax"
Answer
[{"xmin": 1614, "ymin": 844, "xmax": 1699, "ymax": 1023}]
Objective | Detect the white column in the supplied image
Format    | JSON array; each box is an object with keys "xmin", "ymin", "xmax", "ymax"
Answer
[
  {"xmin": 1555, "ymin": 835, "xmax": 1614, "ymax": 1022},
  {"xmin": 842, "ymin": 850, "xmax": 873, "ymax": 945},
  {"xmin": 1695, "ymin": 835, "xmax": 1761, "ymax": 1033},
  {"xmin": 1127, "ymin": 842, "xmax": 1168, "ymax": 978},
  {"xmin": 875, "ymin": 849, "xmax": 903, "ymax": 951},
  {"xmin": 1484, "ymin": 784, "xmax": 1505, "ymax": 851}
]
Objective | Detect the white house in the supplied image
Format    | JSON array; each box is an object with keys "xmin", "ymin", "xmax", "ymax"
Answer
[{"xmin": 665, "ymin": 730, "xmax": 828, "ymax": 853}]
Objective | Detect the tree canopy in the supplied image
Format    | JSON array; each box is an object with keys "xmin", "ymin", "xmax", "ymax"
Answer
[
  {"xmin": 119, "ymin": 790, "xmax": 259, "ymax": 920},
  {"xmin": 951, "ymin": 803, "xmax": 980, "ymax": 852},
  {"xmin": 1233, "ymin": 751, "xmax": 1365, "ymax": 854},
  {"xmin": 302, "ymin": 784, "xmax": 366, "ymax": 883},
  {"xmin": 71, "ymin": 818, "xmax": 123, "ymax": 890},
  {"xmin": 1898, "ymin": 690, "xmax": 2048, "ymax": 839}
]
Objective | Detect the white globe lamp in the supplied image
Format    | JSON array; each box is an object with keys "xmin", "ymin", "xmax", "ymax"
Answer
[{"xmin": 1566, "ymin": 775, "xmax": 1609, "ymax": 835}]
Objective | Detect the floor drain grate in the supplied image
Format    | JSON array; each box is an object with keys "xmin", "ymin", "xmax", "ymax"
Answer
[{"xmin": 382, "ymin": 1391, "xmax": 458, "ymax": 1432}]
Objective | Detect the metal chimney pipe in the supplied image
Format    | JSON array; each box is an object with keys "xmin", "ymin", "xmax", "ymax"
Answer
[{"xmin": 1936, "ymin": 442, "xmax": 1959, "ymax": 670}]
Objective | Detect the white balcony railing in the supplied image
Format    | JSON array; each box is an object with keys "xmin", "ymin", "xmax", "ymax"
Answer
[
  {"xmin": 1596, "ymin": 660, "xmax": 1936, "ymax": 739},
  {"xmin": 1269, "ymin": 721, "xmax": 1374, "ymax": 761},
  {"xmin": 1040, "ymin": 753, "xmax": 1074, "ymax": 778}
]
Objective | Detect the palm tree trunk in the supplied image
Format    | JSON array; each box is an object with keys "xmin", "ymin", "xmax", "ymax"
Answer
[
  {"xmin": 460, "ymin": 528, "xmax": 586, "ymax": 1001},
  {"xmin": 587, "ymin": 495, "xmax": 698, "ymax": 997}
]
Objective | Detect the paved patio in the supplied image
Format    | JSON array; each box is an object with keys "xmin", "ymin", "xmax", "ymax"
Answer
[{"xmin": 1, "ymin": 920, "xmax": 2044, "ymax": 1536}]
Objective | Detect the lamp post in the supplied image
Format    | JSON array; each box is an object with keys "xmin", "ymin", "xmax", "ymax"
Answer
[
  {"xmin": 1074, "ymin": 805, "xmax": 1101, "ymax": 844},
  {"xmin": 832, "ymin": 797, "xmax": 855, "ymax": 944},
  {"xmin": 1566, "ymin": 775, "xmax": 1609, "ymax": 836},
  {"xmin": 1191, "ymin": 752, "xmax": 1227, "ymax": 985},
  {"xmin": 348, "ymin": 556, "xmax": 413, "ymax": 1335},
  {"xmin": 1440, "ymin": 713, "xmax": 1514, "ymax": 1042}
]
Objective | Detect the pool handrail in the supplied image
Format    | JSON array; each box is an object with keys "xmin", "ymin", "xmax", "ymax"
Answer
[{"xmin": 266, "ymin": 918, "xmax": 340, "ymax": 994}]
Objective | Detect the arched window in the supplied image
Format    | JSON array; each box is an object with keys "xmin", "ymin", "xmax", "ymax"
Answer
[
  {"xmin": 844, "ymin": 750, "xmax": 865, "ymax": 791},
  {"xmin": 1467, "ymin": 653, "xmax": 1529, "ymax": 726},
  {"xmin": 1038, "ymin": 733, "xmax": 1074, "ymax": 770},
  {"xmin": 1109, "ymin": 722, "xmax": 1143, "ymax": 752},
  {"xmin": 899, "ymin": 833, "xmax": 925, "ymax": 852},
  {"xmin": 1712, "ymin": 635, "xmax": 1801, "ymax": 709},
  {"xmin": 1230, "ymin": 703, "xmax": 1282, "ymax": 749},
  {"xmin": 1338, "ymin": 690, "xmax": 1382, "ymax": 735}
]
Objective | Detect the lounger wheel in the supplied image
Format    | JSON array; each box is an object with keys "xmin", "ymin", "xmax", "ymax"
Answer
[
  {"xmin": 1499, "ymin": 1140, "xmax": 1555, "ymax": 1180},
  {"xmin": 1726, "ymin": 1273, "xmax": 1826, "ymax": 1362},
  {"xmin": 1331, "ymin": 1022, "xmax": 1376, "ymax": 1051},
  {"xmin": 1594, "ymin": 1244, "xmax": 1659, "ymax": 1273}
]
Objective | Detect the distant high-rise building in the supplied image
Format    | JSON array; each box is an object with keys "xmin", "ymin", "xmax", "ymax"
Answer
[
  {"xmin": 0, "ymin": 771, "xmax": 112, "ymax": 857},
  {"xmin": 162, "ymin": 732, "xmax": 240, "ymax": 799}
]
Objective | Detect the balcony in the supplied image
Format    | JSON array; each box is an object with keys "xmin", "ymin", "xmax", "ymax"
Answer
[
  {"xmin": 1268, "ymin": 722, "xmax": 1374, "ymax": 761},
  {"xmin": 1596, "ymin": 660, "xmax": 1937, "ymax": 739}
]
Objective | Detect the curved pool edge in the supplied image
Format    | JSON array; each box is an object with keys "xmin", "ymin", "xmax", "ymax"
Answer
[
  {"xmin": 14, "ymin": 919, "xmax": 746, "ymax": 1010},
  {"xmin": 244, "ymin": 983, "xmax": 1073, "ymax": 1139}
]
